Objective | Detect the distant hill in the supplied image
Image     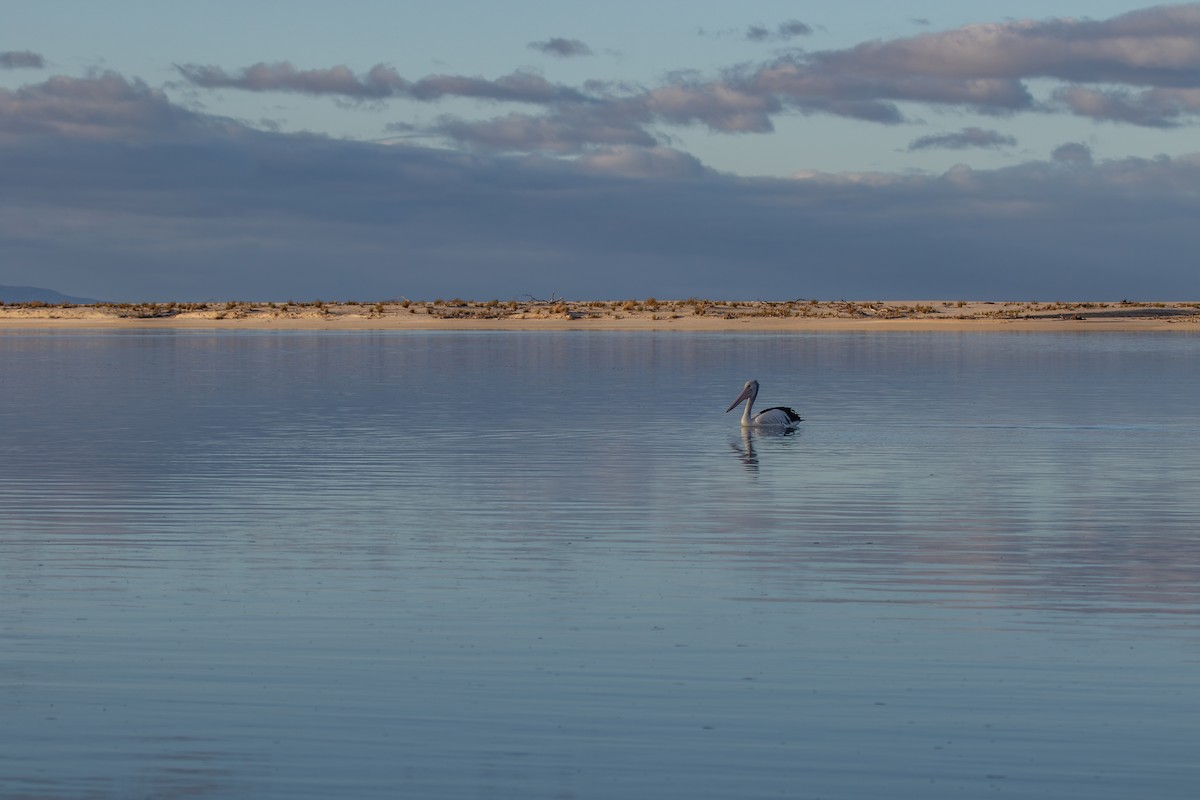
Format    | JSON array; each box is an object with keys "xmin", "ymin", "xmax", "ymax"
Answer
[{"xmin": 0, "ymin": 284, "xmax": 101, "ymax": 304}]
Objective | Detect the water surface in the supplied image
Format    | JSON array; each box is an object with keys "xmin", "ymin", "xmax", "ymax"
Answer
[{"xmin": 2, "ymin": 330, "xmax": 1198, "ymax": 799}]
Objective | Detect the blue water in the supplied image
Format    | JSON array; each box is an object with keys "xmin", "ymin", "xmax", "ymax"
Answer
[{"xmin": 2, "ymin": 330, "xmax": 1198, "ymax": 799}]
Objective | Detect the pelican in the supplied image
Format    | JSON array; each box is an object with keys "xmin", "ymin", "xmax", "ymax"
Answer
[{"xmin": 725, "ymin": 380, "xmax": 802, "ymax": 428}]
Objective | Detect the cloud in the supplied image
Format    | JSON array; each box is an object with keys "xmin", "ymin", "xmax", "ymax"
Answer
[
  {"xmin": 431, "ymin": 75, "xmax": 784, "ymax": 153},
  {"xmin": 812, "ymin": 5, "xmax": 1200, "ymax": 87},
  {"xmin": 409, "ymin": 71, "xmax": 589, "ymax": 103},
  {"xmin": 777, "ymin": 20, "xmax": 814, "ymax": 38},
  {"xmin": 576, "ymin": 145, "xmax": 706, "ymax": 179},
  {"xmin": 9, "ymin": 10, "xmax": 1200, "ymax": 301},
  {"xmin": 177, "ymin": 62, "xmax": 588, "ymax": 104},
  {"xmin": 528, "ymin": 38, "xmax": 593, "ymax": 58},
  {"xmin": 642, "ymin": 79, "xmax": 779, "ymax": 132},
  {"xmin": 178, "ymin": 61, "xmax": 406, "ymax": 98},
  {"xmin": 1052, "ymin": 142, "xmax": 1093, "ymax": 165},
  {"xmin": 3, "ymin": 68, "xmax": 1199, "ymax": 303},
  {"xmin": 0, "ymin": 72, "xmax": 219, "ymax": 141},
  {"xmin": 746, "ymin": 20, "xmax": 812, "ymax": 42},
  {"xmin": 908, "ymin": 127, "xmax": 1017, "ymax": 151},
  {"xmin": 748, "ymin": 55, "xmax": 1031, "ymax": 118},
  {"xmin": 1053, "ymin": 85, "xmax": 1200, "ymax": 127},
  {"xmin": 0, "ymin": 50, "xmax": 44, "ymax": 69},
  {"xmin": 430, "ymin": 109, "xmax": 656, "ymax": 153},
  {"xmin": 737, "ymin": 4, "xmax": 1200, "ymax": 123},
  {"xmin": 177, "ymin": 6, "xmax": 1200, "ymax": 147}
]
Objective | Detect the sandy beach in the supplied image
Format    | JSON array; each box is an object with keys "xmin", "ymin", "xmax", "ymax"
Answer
[{"xmin": 2, "ymin": 299, "xmax": 1198, "ymax": 331}]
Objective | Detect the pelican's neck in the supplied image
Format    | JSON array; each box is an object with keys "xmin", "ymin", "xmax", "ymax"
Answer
[{"xmin": 740, "ymin": 393, "xmax": 755, "ymax": 427}]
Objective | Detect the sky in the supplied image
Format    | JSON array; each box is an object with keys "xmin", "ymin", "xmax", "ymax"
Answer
[{"xmin": 3, "ymin": 1, "xmax": 1200, "ymax": 301}]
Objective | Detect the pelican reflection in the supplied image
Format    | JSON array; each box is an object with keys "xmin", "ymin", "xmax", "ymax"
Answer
[{"xmin": 728, "ymin": 424, "xmax": 799, "ymax": 474}]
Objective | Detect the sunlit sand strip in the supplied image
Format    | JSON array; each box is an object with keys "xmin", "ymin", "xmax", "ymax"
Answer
[{"xmin": 1, "ymin": 300, "xmax": 1198, "ymax": 331}]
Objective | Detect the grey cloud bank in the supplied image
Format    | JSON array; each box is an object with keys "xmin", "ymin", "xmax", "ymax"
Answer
[{"xmin": 2, "ymin": 74, "xmax": 1198, "ymax": 301}]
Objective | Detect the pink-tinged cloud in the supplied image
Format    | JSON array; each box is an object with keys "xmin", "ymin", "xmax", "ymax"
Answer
[
  {"xmin": 1054, "ymin": 84, "xmax": 1200, "ymax": 126},
  {"xmin": 177, "ymin": 62, "xmax": 587, "ymax": 104},
  {"xmin": 176, "ymin": 6, "xmax": 1200, "ymax": 151},
  {"xmin": 0, "ymin": 72, "xmax": 214, "ymax": 141},
  {"xmin": 178, "ymin": 62, "xmax": 408, "ymax": 98},
  {"xmin": 813, "ymin": 6, "xmax": 1200, "ymax": 85},
  {"xmin": 431, "ymin": 110, "xmax": 656, "ymax": 153},
  {"xmin": 577, "ymin": 146, "xmax": 706, "ymax": 179},
  {"xmin": 642, "ymin": 82, "xmax": 779, "ymax": 132}
]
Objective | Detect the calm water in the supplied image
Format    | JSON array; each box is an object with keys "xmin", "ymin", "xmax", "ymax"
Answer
[{"xmin": 2, "ymin": 330, "xmax": 1198, "ymax": 799}]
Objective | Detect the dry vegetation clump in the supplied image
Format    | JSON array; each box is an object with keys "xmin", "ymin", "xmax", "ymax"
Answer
[
  {"xmin": 752, "ymin": 302, "xmax": 793, "ymax": 317},
  {"xmin": 110, "ymin": 302, "xmax": 189, "ymax": 319}
]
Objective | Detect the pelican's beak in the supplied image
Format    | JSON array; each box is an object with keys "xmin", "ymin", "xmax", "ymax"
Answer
[{"xmin": 725, "ymin": 384, "xmax": 753, "ymax": 413}]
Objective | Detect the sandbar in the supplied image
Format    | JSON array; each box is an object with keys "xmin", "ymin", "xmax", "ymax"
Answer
[{"xmin": 2, "ymin": 299, "xmax": 1198, "ymax": 332}]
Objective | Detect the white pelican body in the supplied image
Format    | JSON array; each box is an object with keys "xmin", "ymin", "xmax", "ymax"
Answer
[{"xmin": 725, "ymin": 380, "xmax": 802, "ymax": 428}]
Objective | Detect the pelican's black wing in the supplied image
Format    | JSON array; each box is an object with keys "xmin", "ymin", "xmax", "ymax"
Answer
[{"xmin": 757, "ymin": 406, "xmax": 803, "ymax": 424}]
